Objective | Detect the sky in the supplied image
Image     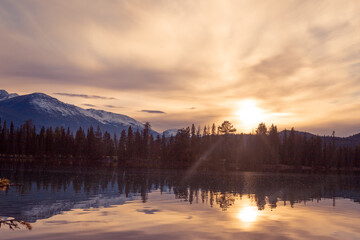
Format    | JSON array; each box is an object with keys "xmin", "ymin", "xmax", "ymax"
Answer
[{"xmin": 0, "ymin": 0, "xmax": 359, "ymax": 136}]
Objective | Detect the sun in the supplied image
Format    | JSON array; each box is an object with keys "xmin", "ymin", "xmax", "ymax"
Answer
[
  {"xmin": 236, "ymin": 99, "xmax": 266, "ymax": 131},
  {"xmin": 237, "ymin": 206, "xmax": 258, "ymax": 223}
]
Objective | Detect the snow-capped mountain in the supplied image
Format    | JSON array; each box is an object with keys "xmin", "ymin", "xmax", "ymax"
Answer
[
  {"xmin": 0, "ymin": 90, "xmax": 18, "ymax": 101},
  {"xmin": 163, "ymin": 129, "xmax": 179, "ymax": 137},
  {"xmin": 0, "ymin": 90, "xmax": 158, "ymax": 136}
]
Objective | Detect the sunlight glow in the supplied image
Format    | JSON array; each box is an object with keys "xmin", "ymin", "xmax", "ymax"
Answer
[
  {"xmin": 237, "ymin": 206, "xmax": 258, "ymax": 223},
  {"xmin": 236, "ymin": 100, "xmax": 266, "ymax": 131}
]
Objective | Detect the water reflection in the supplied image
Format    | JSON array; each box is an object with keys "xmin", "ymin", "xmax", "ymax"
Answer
[
  {"xmin": 0, "ymin": 168, "xmax": 360, "ymax": 223},
  {"xmin": 237, "ymin": 206, "xmax": 258, "ymax": 223},
  {"xmin": 0, "ymin": 168, "xmax": 360, "ymax": 239},
  {"xmin": 0, "ymin": 217, "xmax": 32, "ymax": 231}
]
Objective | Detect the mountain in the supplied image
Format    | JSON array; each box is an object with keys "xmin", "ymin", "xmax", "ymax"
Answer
[
  {"xmin": 0, "ymin": 90, "xmax": 158, "ymax": 136},
  {"xmin": 0, "ymin": 90, "xmax": 18, "ymax": 101},
  {"xmin": 325, "ymin": 133, "xmax": 360, "ymax": 147},
  {"xmin": 162, "ymin": 129, "xmax": 179, "ymax": 137},
  {"xmin": 279, "ymin": 129, "xmax": 360, "ymax": 147},
  {"xmin": 279, "ymin": 130, "xmax": 316, "ymax": 139}
]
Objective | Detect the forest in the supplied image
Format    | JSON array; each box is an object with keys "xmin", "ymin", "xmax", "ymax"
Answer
[{"xmin": 0, "ymin": 119, "xmax": 359, "ymax": 172}]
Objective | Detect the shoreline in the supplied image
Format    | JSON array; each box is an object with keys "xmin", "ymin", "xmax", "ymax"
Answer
[{"xmin": 1, "ymin": 155, "xmax": 360, "ymax": 175}]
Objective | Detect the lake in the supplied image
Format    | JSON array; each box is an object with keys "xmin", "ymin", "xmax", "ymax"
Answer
[{"xmin": 1, "ymin": 167, "xmax": 360, "ymax": 240}]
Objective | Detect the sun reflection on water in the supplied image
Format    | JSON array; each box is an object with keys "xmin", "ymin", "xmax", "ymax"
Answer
[{"xmin": 237, "ymin": 206, "xmax": 259, "ymax": 223}]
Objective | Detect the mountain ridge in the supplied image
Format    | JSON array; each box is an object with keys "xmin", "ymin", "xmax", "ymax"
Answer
[
  {"xmin": 1, "ymin": 90, "xmax": 360, "ymax": 145},
  {"xmin": 0, "ymin": 90, "xmax": 158, "ymax": 136}
]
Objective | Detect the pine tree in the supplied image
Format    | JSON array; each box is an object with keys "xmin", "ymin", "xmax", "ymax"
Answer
[
  {"xmin": 8, "ymin": 122, "xmax": 15, "ymax": 155},
  {"xmin": 1, "ymin": 121, "xmax": 8, "ymax": 154},
  {"xmin": 113, "ymin": 133, "xmax": 118, "ymax": 156},
  {"xmin": 86, "ymin": 126, "xmax": 96, "ymax": 159},
  {"xmin": 118, "ymin": 130, "xmax": 127, "ymax": 163},
  {"xmin": 142, "ymin": 122, "xmax": 151, "ymax": 159},
  {"xmin": 218, "ymin": 121, "xmax": 236, "ymax": 135},
  {"xmin": 95, "ymin": 126, "xmax": 104, "ymax": 158},
  {"xmin": 45, "ymin": 127, "xmax": 54, "ymax": 156},
  {"xmin": 103, "ymin": 131, "xmax": 115, "ymax": 156},
  {"xmin": 126, "ymin": 126, "xmax": 134, "ymax": 160},
  {"xmin": 211, "ymin": 123, "xmax": 216, "ymax": 136},
  {"xmin": 134, "ymin": 130, "xmax": 142, "ymax": 159},
  {"xmin": 74, "ymin": 127, "xmax": 86, "ymax": 157},
  {"xmin": 268, "ymin": 124, "xmax": 280, "ymax": 166},
  {"xmin": 38, "ymin": 126, "xmax": 46, "ymax": 156}
]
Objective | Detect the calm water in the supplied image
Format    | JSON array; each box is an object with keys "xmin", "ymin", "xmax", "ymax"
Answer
[{"xmin": 1, "ymin": 168, "xmax": 360, "ymax": 240}]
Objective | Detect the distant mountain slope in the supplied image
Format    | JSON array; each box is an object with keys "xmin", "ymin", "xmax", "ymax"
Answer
[
  {"xmin": 0, "ymin": 90, "xmax": 18, "ymax": 101},
  {"xmin": 328, "ymin": 133, "xmax": 360, "ymax": 147},
  {"xmin": 279, "ymin": 129, "xmax": 360, "ymax": 147},
  {"xmin": 278, "ymin": 129, "xmax": 316, "ymax": 139},
  {"xmin": 0, "ymin": 90, "xmax": 158, "ymax": 136},
  {"xmin": 163, "ymin": 129, "xmax": 178, "ymax": 137}
]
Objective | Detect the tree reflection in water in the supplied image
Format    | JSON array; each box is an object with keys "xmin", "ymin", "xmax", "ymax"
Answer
[
  {"xmin": 0, "ymin": 218, "xmax": 32, "ymax": 231},
  {"xmin": 216, "ymin": 193, "xmax": 236, "ymax": 210},
  {"xmin": 1, "ymin": 166, "xmax": 360, "ymax": 222}
]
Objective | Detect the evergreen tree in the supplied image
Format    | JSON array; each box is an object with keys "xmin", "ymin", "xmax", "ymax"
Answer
[
  {"xmin": 134, "ymin": 130, "xmax": 142, "ymax": 159},
  {"xmin": 255, "ymin": 123, "xmax": 267, "ymax": 135},
  {"xmin": 126, "ymin": 126, "xmax": 134, "ymax": 159},
  {"xmin": 45, "ymin": 127, "xmax": 54, "ymax": 156},
  {"xmin": 173, "ymin": 127, "xmax": 191, "ymax": 167},
  {"xmin": 142, "ymin": 122, "xmax": 151, "ymax": 159},
  {"xmin": 95, "ymin": 126, "xmax": 104, "ymax": 158},
  {"xmin": 103, "ymin": 131, "xmax": 115, "ymax": 156},
  {"xmin": 268, "ymin": 124, "xmax": 280, "ymax": 166},
  {"xmin": 74, "ymin": 127, "xmax": 86, "ymax": 157},
  {"xmin": 211, "ymin": 123, "xmax": 216, "ymax": 136},
  {"xmin": 118, "ymin": 130, "xmax": 127, "ymax": 163},
  {"xmin": 218, "ymin": 121, "xmax": 236, "ymax": 135},
  {"xmin": 8, "ymin": 122, "xmax": 15, "ymax": 155},
  {"xmin": 86, "ymin": 126, "xmax": 96, "ymax": 159},
  {"xmin": 38, "ymin": 126, "xmax": 46, "ymax": 156},
  {"xmin": 1, "ymin": 121, "xmax": 8, "ymax": 154},
  {"xmin": 113, "ymin": 133, "xmax": 118, "ymax": 157}
]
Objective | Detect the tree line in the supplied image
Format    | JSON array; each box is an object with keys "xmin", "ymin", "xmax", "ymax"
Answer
[{"xmin": 0, "ymin": 119, "xmax": 359, "ymax": 171}]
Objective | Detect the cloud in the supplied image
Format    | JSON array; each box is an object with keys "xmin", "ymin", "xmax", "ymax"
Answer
[
  {"xmin": 141, "ymin": 110, "xmax": 166, "ymax": 114},
  {"xmin": 82, "ymin": 104, "xmax": 96, "ymax": 107},
  {"xmin": 104, "ymin": 105, "xmax": 123, "ymax": 108},
  {"xmin": 250, "ymin": 51, "xmax": 304, "ymax": 80},
  {"xmin": 1, "ymin": 0, "xmax": 360, "ymax": 135},
  {"xmin": 54, "ymin": 93, "xmax": 116, "ymax": 100}
]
